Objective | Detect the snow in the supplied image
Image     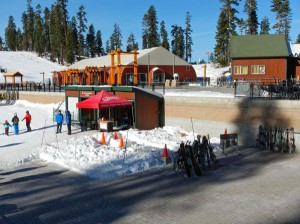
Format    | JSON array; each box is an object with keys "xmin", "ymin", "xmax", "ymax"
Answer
[{"xmin": 0, "ymin": 51, "xmax": 230, "ymax": 181}]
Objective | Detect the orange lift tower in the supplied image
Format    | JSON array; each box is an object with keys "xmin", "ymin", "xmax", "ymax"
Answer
[{"xmin": 110, "ymin": 48, "xmax": 138, "ymax": 86}]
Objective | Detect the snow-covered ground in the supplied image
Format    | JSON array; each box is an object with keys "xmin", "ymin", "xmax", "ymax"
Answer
[{"xmin": 0, "ymin": 51, "xmax": 231, "ymax": 181}]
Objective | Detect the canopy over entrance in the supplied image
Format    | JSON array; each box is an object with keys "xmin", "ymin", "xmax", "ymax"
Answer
[{"xmin": 76, "ymin": 90, "xmax": 132, "ymax": 109}]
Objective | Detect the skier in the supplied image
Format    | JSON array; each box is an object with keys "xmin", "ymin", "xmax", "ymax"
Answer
[
  {"xmin": 22, "ymin": 110, "xmax": 32, "ymax": 132},
  {"xmin": 11, "ymin": 113, "xmax": 20, "ymax": 135},
  {"xmin": 3, "ymin": 120, "xmax": 12, "ymax": 136},
  {"xmin": 55, "ymin": 110, "xmax": 64, "ymax": 134},
  {"xmin": 65, "ymin": 110, "xmax": 72, "ymax": 135}
]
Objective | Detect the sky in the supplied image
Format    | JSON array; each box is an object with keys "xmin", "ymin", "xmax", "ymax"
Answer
[{"xmin": 0, "ymin": 0, "xmax": 300, "ymax": 62}]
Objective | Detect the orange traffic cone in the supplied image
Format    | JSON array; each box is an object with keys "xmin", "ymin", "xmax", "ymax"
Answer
[
  {"xmin": 224, "ymin": 128, "xmax": 227, "ymax": 135},
  {"xmin": 162, "ymin": 144, "xmax": 169, "ymax": 157},
  {"xmin": 100, "ymin": 132, "xmax": 106, "ymax": 144},
  {"xmin": 113, "ymin": 131, "xmax": 118, "ymax": 140},
  {"xmin": 119, "ymin": 135, "xmax": 124, "ymax": 148}
]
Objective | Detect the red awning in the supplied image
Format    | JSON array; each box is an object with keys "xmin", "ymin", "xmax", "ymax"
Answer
[{"xmin": 76, "ymin": 90, "xmax": 132, "ymax": 109}]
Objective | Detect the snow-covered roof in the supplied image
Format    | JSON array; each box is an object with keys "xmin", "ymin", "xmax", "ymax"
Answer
[
  {"xmin": 289, "ymin": 43, "xmax": 300, "ymax": 56},
  {"xmin": 69, "ymin": 47, "xmax": 190, "ymax": 69}
]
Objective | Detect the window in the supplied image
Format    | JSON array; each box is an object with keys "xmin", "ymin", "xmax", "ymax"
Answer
[
  {"xmin": 251, "ymin": 65, "xmax": 265, "ymax": 75},
  {"xmin": 234, "ymin": 65, "xmax": 248, "ymax": 75}
]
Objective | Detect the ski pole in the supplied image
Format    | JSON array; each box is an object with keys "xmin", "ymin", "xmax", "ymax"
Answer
[
  {"xmin": 191, "ymin": 117, "xmax": 195, "ymax": 141},
  {"xmin": 122, "ymin": 129, "xmax": 130, "ymax": 173}
]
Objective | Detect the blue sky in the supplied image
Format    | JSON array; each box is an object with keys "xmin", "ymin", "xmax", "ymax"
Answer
[{"xmin": 0, "ymin": 0, "xmax": 300, "ymax": 62}]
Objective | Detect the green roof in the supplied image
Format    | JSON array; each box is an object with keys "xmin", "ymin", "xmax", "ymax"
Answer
[{"xmin": 230, "ymin": 34, "xmax": 290, "ymax": 58}]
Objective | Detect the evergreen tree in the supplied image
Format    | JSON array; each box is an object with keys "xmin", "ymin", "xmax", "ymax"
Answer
[
  {"xmin": 65, "ymin": 23, "xmax": 76, "ymax": 64},
  {"xmin": 185, "ymin": 11, "xmax": 193, "ymax": 62},
  {"xmin": 214, "ymin": 8, "xmax": 228, "ymax": 65},
  {"xmin": 126, "ymin": 32, "xmax": 138, "ymax": 51},
  {"xmin": 56, "ymin": 0, "xmax": 68, "ymax": 39},
  {"xmin": 16, "ymin": 28, "xmax": 23, "ymax": 51},
  {"xmin": 170, "ymin": 24, "xmax": 185, "ymax": 59},
  {"xmin": 95, "ymin": 30, "xmax": 103, "ymax": 56},
  {"xmin": 260, "ymin": 16, "xmax": 270, "ymax": 34},
  {"xmin": 5, "ymin": 16, "xmax": 17, "ymax": 51},
  {"xmin": 271, "ymin": 0, "xmax": 292, "ymax": 40},
  {"xmin": 70, "ymin": 16, "xmax": 79, "ymax": 56},
  {"xmin": 160, "ymin": 20, "xmax": 169, "ymax": 50},
  {"xmin": 236, "ymin": 18, "xmax": 246, "ymax": 34},
  {"xmin": 0, "ymin": 36, "xmax": 3, "ymax": 50},
  {"xmin": 146, "ymin": 5, "xmax": 160, "ymax": 48},
  {"xmin": 43, "ymin": 7, "xmax": 51, "ymax": 54},
  {"xmin": 34, "ymin": 4, "xmax": 45, "ymax": 56},
  {"xmin": 77, "ymin": 5, "xmax": 87, "ymax": 57},
  {"xmin": 296, "ymin": 34, "xmax": 300, "ymax": 43},
  {"xmin": 27, "ymin": 0, "xmax": 35, "ymax": 51},
  {"xmin": 244, "ymin": 0, "xmax": 258, "ymax": 35},
  {"xmin": 21, "ymin": 12, "xmax": 29, "ymax": 50},
  {"xmin": 86, "ymin": 24, "xmax": 96, "ymax": 57},
  {"xmin": 110, "ymin": 23, "xmax": 122, "ymax": 50},
  {"xmin": 216, "ymin": 0, "xmax": 240, "ymax": 65},
  {"xmin": 141, "ymin": 14, "xmax": 148, "ymax": 49},
  {"xmin": 105, "ymin": 40, "xmax": 110, "ymax": 54}
]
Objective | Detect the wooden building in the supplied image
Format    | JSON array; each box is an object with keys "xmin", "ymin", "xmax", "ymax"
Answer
[
  {"xmin": 230, "ymin": 34, "xmax": 300, "ymax": 82},
  {"xmin": 64, "ymin": 85, "xmax": 165, "ymax": 130},
  {"xmin": 54, "ymin": 47, "xmax": 196, "ymax": 86}
]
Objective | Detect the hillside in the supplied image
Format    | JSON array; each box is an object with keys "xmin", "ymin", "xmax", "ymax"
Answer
[
  {"xmin": 0, "ymin": 51, "xmax": 66, "ymax": 83},
  {"xmin": 0, "ymin": 51, "xmax": 230, "ymax": 85}
]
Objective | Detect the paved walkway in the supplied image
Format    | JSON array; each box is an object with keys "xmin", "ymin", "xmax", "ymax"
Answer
[{"xmin": 1, "ymin": 148, "xmax": 299, "ymax": 224}]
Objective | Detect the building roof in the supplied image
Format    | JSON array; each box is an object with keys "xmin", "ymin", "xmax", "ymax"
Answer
[
  {"xmin": 4, "ymin": 71, "xmax": 23, "ymax": 77},
  {"xmin": 230, "ymin": 34, "xmax": 290, "ymax": 58},
  {"xmin": 69, "ymin": 47, "xmax": 190, "ymax": 69}
]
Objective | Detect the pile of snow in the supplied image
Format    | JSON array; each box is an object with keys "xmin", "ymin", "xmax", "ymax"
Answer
[{"xmin": 0, "ymin": 51, "xmax": 66, "ymax": 83}]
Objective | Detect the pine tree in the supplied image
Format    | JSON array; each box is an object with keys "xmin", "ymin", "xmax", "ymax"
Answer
[
  {"xmin": 185, "ymin": 11, "xmax": 193, "ymax": 62},
  {"xmin": 171, "ymin": 25, "xmax": 185, "ymax": 59},
  {"xmin": 271, "ymin": 0, "xmax": 292, "ymax": 40},
  {"xmin": 243, "ymin": 0, "xmax": 258, "ymax": 35},
  {"xmin": 160, "ymin": 20, "xmax": 169, "ymax": 50},
  {"xmin": 5, "ymin": 16, "xmax": 17, "ymax": 51},
  {"xmin": 260, "ymin": 16, "xmax": 270, "ymax": 34},
  {"xmin": 214, "ymin": 8, "xmax": 228, "ymax": 65},
  {"xmin": 216, "ymin": 0, "xmax": 240, "ymax": 65},
  {"xmin": 141, "ymin": 14, "xmax": 148, "ymax": 49},
  {"xmin": 21, "ymin": 12, "xmax": 29, "ymax": 50},
  {"xmin": 146, "ymin": 5, "xmax": 160, "ymax": 48},
  {"xmin": 86, "ymin": 24, "xmax": 96, "ymax": 57},
  {"xmin": 236, "ymin": 18, "xmax": 246, "ymax": 35},
  {"xmin": 27, "ymin": 0, "xmax": 35, "ymax": 51},
  {"xmin": 43, "ymin": 7, "xmax": 51, "ymax": 54},
  {"xmin": 34, "ymin": 4, "xmax": 45, "ymax": 56},
  {"xmin": 65, "ymin": 23, "xmax": 76, "ymax": 64},
  {"xmin": 126, "ymin": 32, "xmax": 138, "ymax": 51},
  {"xmin": 70, "ymin": 16, "xmax": 79, "ymax": 56},
  {"xmin": 0, "ymin": 36, "xmax": 3, "ymax": 50},
  {"xmin": 16, "ymin": 28, "xmax": 23, "ymax": 51},
  {"xmin": 56, "ymin": 0, "xmax": 68, "ymax": 39},
  {"xmin": 296, "ymin": 34, "xmax": 300, "ymax": 43},
  {"xmin": 95, "ymin": 30, "xmax": 103, "ymax": 56},
  {"xmin": 105, "ymin": 40, "xmax": 110, "ymax": 54},
  {"xmin": 77, "ymin": 5, "xmax": 87, "ymax": 57},
  {"xmin": 110, "ymin": 23, "xmax": 122, "ymax": 50}
]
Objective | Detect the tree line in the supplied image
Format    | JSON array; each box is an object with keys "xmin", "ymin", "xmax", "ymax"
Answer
[{"xmin": 1, "ymin": 0, "xmax": 298, "ymax": 66}]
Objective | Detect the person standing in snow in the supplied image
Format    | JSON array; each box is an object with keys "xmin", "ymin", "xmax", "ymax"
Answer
[
  {"xmin": 22, "ymin": 110, "xmax": 32, "ymax": 132},
  {"xmin": 3, "ymin": 120, "xmax": 12, "ymax": 136},
  {"xmin": 55, "ymin": 110, "xmax": 64, "ymax": 134},
  {"xmin": 65, "ymin": 110, "xmax": 72, "ymax": 135},
  {"xmin": 11, "ymin": 113, "xmax": 20, "ymax": 135}
]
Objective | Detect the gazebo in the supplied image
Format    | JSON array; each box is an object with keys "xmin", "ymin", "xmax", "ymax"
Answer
[{"xmin": 4, "ymin": 71, "xmax": 23, "ymax": 85}]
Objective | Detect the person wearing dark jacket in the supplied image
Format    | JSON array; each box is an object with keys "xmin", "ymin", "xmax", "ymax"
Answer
[
  {"xmin": 65, "ymin": 110, "xmax": 72, "ymax": 135},
  {"xmin": 55, "ymin": 110, "xmax": 64, "ymax": 134},
  {"xmin": 11, "ymin": 113, "xmax": 19, "ymax": 135}
]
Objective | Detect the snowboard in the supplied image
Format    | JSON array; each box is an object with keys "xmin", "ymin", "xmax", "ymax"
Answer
[{"xmin": 188, "ymin": 144, "xmax": 202, "ymax": 176}]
